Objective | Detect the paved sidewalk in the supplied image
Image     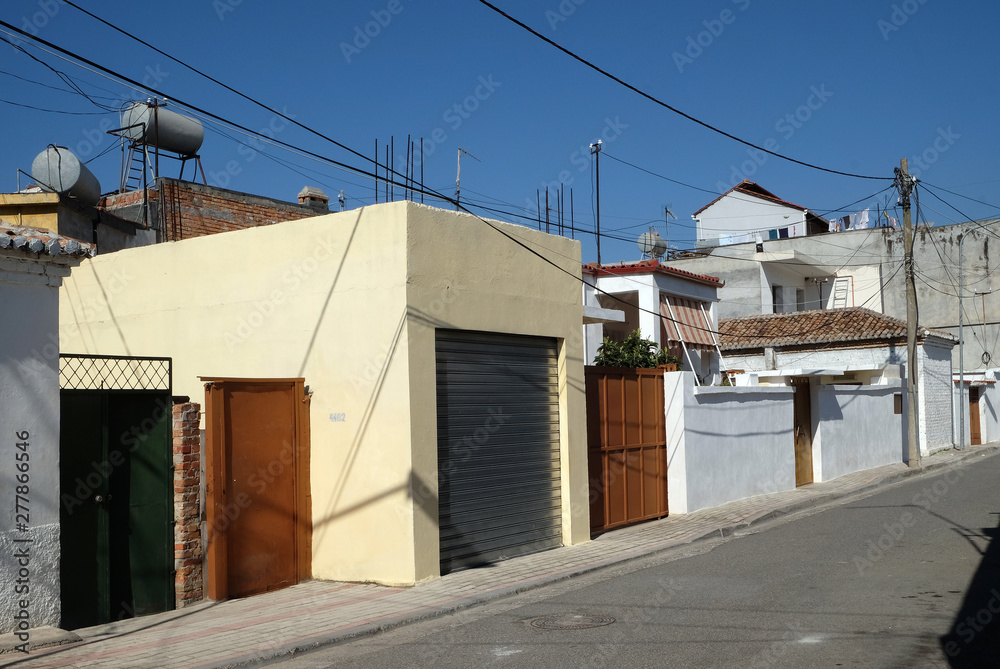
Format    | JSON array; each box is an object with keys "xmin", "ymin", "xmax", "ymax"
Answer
[{"xmin": 3, "ymin": 445, "xmax": 997, "ymax": 668}]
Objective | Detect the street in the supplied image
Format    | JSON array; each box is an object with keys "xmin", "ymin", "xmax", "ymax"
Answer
[{"xmin": 265, "ymin": 452, "xmax": 1000, "ymax": 668}]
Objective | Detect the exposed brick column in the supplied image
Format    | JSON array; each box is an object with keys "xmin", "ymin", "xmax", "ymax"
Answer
[{"xmin": 172, "ymin": 401, "xmax": 203, "ymax": 607}]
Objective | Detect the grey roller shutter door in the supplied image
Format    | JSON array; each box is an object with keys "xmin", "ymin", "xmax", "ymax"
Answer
[{"xmin": 436, "ymin": 330, "xmax": 562, "ymax": 574}]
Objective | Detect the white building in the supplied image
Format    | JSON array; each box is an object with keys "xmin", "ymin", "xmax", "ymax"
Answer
[
  {"xmin": 719, "ymin": 307, "xmax": 958, "ymax": 458},
  {"xmin": 0, "ymin": 223, "xmax": 93, "ymax": 635},
  {"xmin": 581, "ymin": 260, "xmax": 723, "ymax": 383},
  {"xmin": 693, "ymin": 180, "xmax": 828, "ymax": 249}
]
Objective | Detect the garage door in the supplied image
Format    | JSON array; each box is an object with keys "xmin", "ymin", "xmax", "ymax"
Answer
[{"xmin": 436, "ymin": 330, "xmax": 562, "ymax": 574}]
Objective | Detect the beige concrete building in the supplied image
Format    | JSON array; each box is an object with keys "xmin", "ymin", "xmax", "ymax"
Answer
[{"xmin": 59, "ymin": 201, "xmax": 590, "ymax": 589}]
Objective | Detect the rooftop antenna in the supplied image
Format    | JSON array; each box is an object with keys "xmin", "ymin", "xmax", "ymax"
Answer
[
  {"xmin": 664, "ymin": 205, "xmax": 676, "ymax": 257},
  {"xmin": 456, "ymin": 147, "xmax": 481, "ymax": 211}
]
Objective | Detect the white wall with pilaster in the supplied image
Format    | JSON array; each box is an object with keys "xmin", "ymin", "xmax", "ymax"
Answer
[{"xmin": 0, "ymin": 253, "xmax": 72, "ymax": 634}]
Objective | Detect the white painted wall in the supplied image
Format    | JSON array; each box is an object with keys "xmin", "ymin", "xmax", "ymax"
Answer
[
  {"xmin": 724, "ymin": 338, "xmax": 952, "ymax": 458},
  {"xmin": 0, "ymin": 254, "xmax": 73, "ymax": 634},
  {"xmin": 582, "ymin": 269, "xmax": 721, "ymax": 378},
  {"xmin": 918, "ymin": 341, "xmax": 955, "ymax": 454},
  {"xmin": 982, "ymin": 377, "xmax": 1000, "ymax": 444},
  {"xmin": 665, "ymin": 372, "xmax": 795, "ymax": 514},
  {"xmin": 812, "ymin": 382, "xmax": 905, "ymax": 482},
  {"xmin": 696, "ymin": 193, "xmax": 807, "ymax": 246},
  {"xmin": 952, "ymin": 372, "xmax": 999, "ymax": 447}
]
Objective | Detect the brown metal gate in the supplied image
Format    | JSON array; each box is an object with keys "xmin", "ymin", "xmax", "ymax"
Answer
[
  {"xmin": 203, "ymin": 378, "xmax": 311, "ymax": 600},
  {"xmin": 586, "ymin": 366, "xmax": 668, "ymax": 533}
]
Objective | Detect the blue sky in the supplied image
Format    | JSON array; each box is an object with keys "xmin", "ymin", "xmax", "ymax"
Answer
[{"xmin": 2, "ymin": 0, "xmax": 998, "ymax": 262}]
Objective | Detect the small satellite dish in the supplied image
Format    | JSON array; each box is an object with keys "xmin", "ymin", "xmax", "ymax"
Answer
[{"xmin": 638, "ymin": 231, "xmax": 667, "ymax": 258}]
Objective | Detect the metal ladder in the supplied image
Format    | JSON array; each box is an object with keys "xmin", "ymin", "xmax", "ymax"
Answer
[
  {"xmin": 831, "ymin": 276, "xmax": 851, "ymax": 308},
  {"xmin": 122, "ymin": 143, "xmax": 148, "ymax": 192}
]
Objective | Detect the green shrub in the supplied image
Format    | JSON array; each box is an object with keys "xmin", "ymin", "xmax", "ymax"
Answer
[{"xmin": 593, "ymin": 329, "xmax": 682, "ymax": 369}]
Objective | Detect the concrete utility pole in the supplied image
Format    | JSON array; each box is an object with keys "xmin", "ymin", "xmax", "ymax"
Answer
[
  {"xmin": 958, "ymin": 232, "xmax": 965, "ymax": 450},
  {"xmin": 897, "ymin": 159, "xmax": 921, "ymax": 468}
]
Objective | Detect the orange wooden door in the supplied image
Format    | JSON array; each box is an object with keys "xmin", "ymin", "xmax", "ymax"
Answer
[
  {"xmin": 791, "ymin": 378, "xmax": 814, "ymax": 486},
  {"xmin": 586, "ymin": 367, "xmax": 668, "ymax": 533},
  {"xmin": 970, "ymin": 387, "xmax": 982, "ymax": 446},
  {"xmin": 204, "ymin": 378, "xmax": 311, "ymax": 600}
]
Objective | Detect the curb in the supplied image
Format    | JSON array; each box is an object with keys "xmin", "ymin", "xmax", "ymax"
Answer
[{"xmin": 226, "ymin": 445, "xmax": 1000, "ymax": 668}]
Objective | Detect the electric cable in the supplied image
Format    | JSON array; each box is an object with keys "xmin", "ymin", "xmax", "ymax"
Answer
[
  {"xmin": 0, "ymin": 97, "xmax": 107, "ymax": 115},
  {"xmin": 0, "ymin": 16, "xmax": 908, "ymax": 342},
  {"xmin": 476, "ymin": 0, "xmax": 890, "ymax": 182},
  {"xmin": 60, "ymin": 1, "xmax": 414, "ymax": 189}
]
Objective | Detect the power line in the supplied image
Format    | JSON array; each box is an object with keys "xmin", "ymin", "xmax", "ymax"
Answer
[
  {"xmin": 0, "ymin": 35, "xmax": 118, "ymax": 112},
  {"xmin": 0, "ymin": 19, "xmax": 430, "ymax": 200},
  {"xmin": 919, "ymin": 179, "xmax": 1000, "ymax": 212},
  {"xmin": 0, "ymin": 97, "xmax": 107, "ymax": 115},
  {"xmin": 0, "ymin": 15, "xmax": 916, "ymax": 342},
  {"xmin": 601, "ymin": 153, "xmax": 718, "ymax": 195},
  {"xmin": 60, "ymin": 1, "xmax": 412, "ymax": 190},
  {"xmin": 476, "ymin": 0, "xmax": 891, "ymax": 182}
]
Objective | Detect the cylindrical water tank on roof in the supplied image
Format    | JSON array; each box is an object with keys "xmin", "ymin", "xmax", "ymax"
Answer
[
  {"xmin": 31, "ymin": 146, "xmax": 102, "ymax": 206},
  {"xmin": 121, "ymin": 101, "xmax": 204, "ymax": 156},
  {"xmin": 638, "ymin": 231, "xmax": 668, "ymax": 258}
]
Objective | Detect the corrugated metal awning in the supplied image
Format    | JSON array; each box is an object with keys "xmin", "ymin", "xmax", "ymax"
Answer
[{"xmin": 661, "ymin": 297, "xmax": 715, "ymax": 350}]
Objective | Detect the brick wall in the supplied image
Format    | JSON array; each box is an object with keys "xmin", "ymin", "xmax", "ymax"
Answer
[
  {"xmin": 157, "ymin": 179, "xmax": 325, "ymax": 241},
  {"xmin": 102, "ymin": 179, "xmax": 327, "ymax": 243},
  {"xmin": 173, "ymin": 401, "xmax": 203, "ymax": 608},
  {"xmin": 918, "ymin": 341, "xmax": 955, "ymax": 454}
]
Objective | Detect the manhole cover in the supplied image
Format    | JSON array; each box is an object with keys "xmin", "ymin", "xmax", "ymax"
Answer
[{"xmin": 529, "ymin": 614, "xmax": 616, "ymax": 630}]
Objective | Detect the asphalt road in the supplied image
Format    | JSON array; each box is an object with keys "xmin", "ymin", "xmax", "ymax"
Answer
[{"xmin": 266, "ymin": 452, "xmax": 1000, "ymax": 668}]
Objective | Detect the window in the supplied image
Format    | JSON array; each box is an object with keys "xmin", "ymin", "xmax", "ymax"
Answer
[
  {"xmin": 772, "ymin": 285, "xmax": 783, "ymax": 313},
  {"xmin": 796, "ymin": 288, "xmax": 806, "ymax": 311}
]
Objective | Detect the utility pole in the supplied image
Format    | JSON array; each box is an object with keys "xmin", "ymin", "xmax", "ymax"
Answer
[
  {"xmin": 896, "ymin": 159, "xmax": 921, "ymax": 468},
  {"xmin": 590, "ymin": 140, "xmax": 602, "ymax": 264},
  {"xmin": 959, "ymin": 232, "xmax": 965, "ymax": 450}
]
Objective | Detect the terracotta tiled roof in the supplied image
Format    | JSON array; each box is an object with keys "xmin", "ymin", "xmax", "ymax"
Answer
[
  {"xmin": 0, "ymin": 222, "xmax": 95, "ymax": 258},
  {"xmin": 582, "ymin": 259, "xmax": 723, "ymax": 287},
  {"xmin": 693, "ymin": 180, "xmax": 811, "ymax": 217},
  {"xmin": 718, "ymin": 307, "xmax": 957, "ymax": 351}
]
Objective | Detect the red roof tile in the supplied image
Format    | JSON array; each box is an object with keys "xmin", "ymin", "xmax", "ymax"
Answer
[
  {"xmin": 582, "ymin": 259, "xmax": 723, "ymax": 287},
  {"xmin": 718, "ymin": 307, "xmax": 956, "ymax": 350},
  {"xmin": 0, "ymin": 222, "xmax": 95, "ymax": 258}
]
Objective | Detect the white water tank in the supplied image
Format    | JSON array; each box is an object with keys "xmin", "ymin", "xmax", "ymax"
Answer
[
  {"xmin": 121, "ymin": 102, "xmax": 204, "ymax": 155},
  {"xmin": 638, "ymin": 231, "xmax": 667, "ymax": 258},
  {"xmin": 31, "ymin": 146, "xmax": 101, "ymax": 206}
]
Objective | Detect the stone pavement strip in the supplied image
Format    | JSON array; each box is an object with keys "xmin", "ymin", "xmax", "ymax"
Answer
[{"xmin": 2, "ymin": 445, "xmax": 997, "ymax": 669}]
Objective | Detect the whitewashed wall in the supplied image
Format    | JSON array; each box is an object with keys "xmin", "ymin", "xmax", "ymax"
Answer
[
  {"xmin": 918, "ymin": 341, "xmax": 955, "ymax": 454},
  {"xmin": 695, "ymin": 193, "xmax": 806, "ymax": 246},
  {"xmin": 953, "ymin": 372, "xmax": 999, "ymax": 447},
  {"xmin": 666, "ymin": 372, "xmax": 795, "ymax": 514},
  {"xmin": 724, "ymin": 339, "xmax": 952, "ymax": 458},
  {"xmin": 0, "ymin": 255, "xmax": 68, "ymax": 634},
  {"xmin": 812, "ymin": 381, "xmax": 905, "ymax": 482}
]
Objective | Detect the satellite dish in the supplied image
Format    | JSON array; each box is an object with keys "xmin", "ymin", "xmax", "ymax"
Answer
[{"xmin": 638, "ymin": 231, "xmax": 667, "ymax": 258}]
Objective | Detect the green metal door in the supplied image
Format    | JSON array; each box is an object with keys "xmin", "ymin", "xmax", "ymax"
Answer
[
  {"xmin": 59, "ymin": 393, "xmax": 109, "ymax": 629},
  {"xmin": 59, "ymin": 354, "xmax": 174, "ymax": 629}
]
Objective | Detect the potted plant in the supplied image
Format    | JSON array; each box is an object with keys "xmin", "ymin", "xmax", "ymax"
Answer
[{"xmin": 593, "ymin": 329, "xmax": 682, "ymax": 370}]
